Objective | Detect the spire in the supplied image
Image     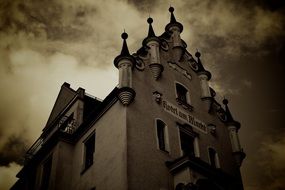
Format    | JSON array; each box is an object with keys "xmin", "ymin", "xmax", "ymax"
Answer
[
  {"xmin": 114, "ymin": 31, "xmax": 135, "ymax": 68},
  {"xmin": 222, "ymin": 98, "xmax": 240, "ymax": 128},
  {"xmin": 142, "ymin": 17, "xmax": 160, "ymax": 46},
  {"xmin": 120, "ymin": 31, "xmax": 130, "ymax": 56},
  {"xmin": 195, "ymin": 50, "xmax": 212, "ymax": 80},
  {"xmin": 147, "ymin": 17, "xmax": 156, "ymax": 38},
  {"xmin": 169, "ymin": 6, "xmax": 177, "ymax": 23},
  {"xmin": 165, "ymin": 6, "xmax": 183, "ymax": 32},
  {"xmin": 195, "ymin": 50, "xmax": 205, "ymax": 71}
]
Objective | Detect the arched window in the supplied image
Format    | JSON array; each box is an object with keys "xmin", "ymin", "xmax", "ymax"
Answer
[
  {"xmin": 156, "ymin": 119, "xmax": 169, "ymax": 152},
  {"xmin": 208, "ymin": 147, "xmax": 220, "ymax": 168}
]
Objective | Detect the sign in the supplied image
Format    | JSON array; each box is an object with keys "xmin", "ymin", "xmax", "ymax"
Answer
[{"xmin": 162, "ymin": 100, "xmax": 207, "ymax": 133}]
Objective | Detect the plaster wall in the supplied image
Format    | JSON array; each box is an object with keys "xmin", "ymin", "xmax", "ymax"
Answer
[
  {"xmin": 70, "ymin": 101, "xmax": 128, "ymax": 190},
  {"xmin": 126, "ymin": 38, "xmax": 240, "ymax": 189}
]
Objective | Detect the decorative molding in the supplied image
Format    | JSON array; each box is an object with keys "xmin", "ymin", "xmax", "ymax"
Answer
[
  {"xmin": 160, "ymin": 39, "xmax": 169, "ymax": 51},
  {"xmin": 176, "ymin": 98, "xmax": 193, "ymax": 112},
  {"xmin": 185, "ymin": 52, "xmax": 199, "ymax": 71},
  {"xmin": 168, "ymin": 61, "xmax": 192, "ymax": 80},
  {"xmin": 134, "ymin": 57, "xmax": 145, "ymax": 71},
  {"xmin": 217, "ymin": 108, "xmax": 227, "ymax": 122},
  {"xmin": 149, "ymin": 63, "xmax": 164, "ymax": 80},
  {"xmin": 207, "ymin": 124, "xmax": 216, "ymax": 135},
  {"xmin": 117, "ymin": 87, "xmax": 136, "ymax": 106},
  {"xmin": 153, "ymin": 91, "xmax": 162, "ymax": 104}
]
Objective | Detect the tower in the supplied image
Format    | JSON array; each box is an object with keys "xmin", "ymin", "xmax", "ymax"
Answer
[{"xmin": 11, "ymin": 7, "xmax": 245, "ymax": 190}]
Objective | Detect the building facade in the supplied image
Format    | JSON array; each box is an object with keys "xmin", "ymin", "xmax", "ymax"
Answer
[{"xmin": 11, "ymin": 7, "xmax": 246, "ymax": 190}]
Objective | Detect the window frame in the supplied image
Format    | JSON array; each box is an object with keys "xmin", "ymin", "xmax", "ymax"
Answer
[
  {"xmin": 177, "ymin": 123, "xmax": 199, "ymax": 157},
  {"xmin": 82, "ymin": 131, "xmax": 96, "ymax": 174},
  {"xmin": 174, "ymin": 81, "xmax": 193, "ymax": 111},
  {"xmin": 207, "ymin": 147, "xmax": 220, "ymax": 168},
  {"xmin": 155, "ymin": 118, "xmax": 170, "ymax": 153}
]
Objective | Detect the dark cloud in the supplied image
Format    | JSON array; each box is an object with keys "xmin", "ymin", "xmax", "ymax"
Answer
[
  {"xmin": 0, "ymin": 135, "xmax": 28, "ymax": 166},
  {"xmin": 0, "ymin": 0, "xmax": 285, "ymax": 189}
]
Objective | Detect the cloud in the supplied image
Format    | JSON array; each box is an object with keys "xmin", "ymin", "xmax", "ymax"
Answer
[
  {"xmin": 256, "ymin": 135, "xmax": 285, "ymax": 190},
  {"xmin": 242, "ymin": 79, "xmax": 252, "ymax": 88},
  {"xmin": 0, "ymin": 163, "xmax": 22, "ymax": 190},
  {"xmin": 0, "ymin": 0, "xmax": 285, "ymax": 189}
]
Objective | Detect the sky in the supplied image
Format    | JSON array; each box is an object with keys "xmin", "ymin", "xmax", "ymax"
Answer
[{"xmin": 0, "ymin": 0, "xmax": 284, "ymax": 189}]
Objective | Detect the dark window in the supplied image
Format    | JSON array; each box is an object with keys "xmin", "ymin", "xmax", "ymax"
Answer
[
  {"xmin": 176, "ymin": 83, "xmax": 188, "ymax": 104},
  {"xmin": 209, "ymin": 148, "xmax": 216, "ymax": 168},
  {"xmin": 41, "ymin": 156, "xmax": 52, "ymax": 190},
  {"xmin": 179, "ymin": 131, "xmax": 195, "ymax": 156},
  {"xmin": 157, "ymin": 120, "xmax": 166, "ymax": 151},
  {"xmin": 84, "ymin": 133, "xmax": 95, "ymax": 170}
]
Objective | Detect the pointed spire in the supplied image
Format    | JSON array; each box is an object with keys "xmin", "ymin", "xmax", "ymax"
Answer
[
  {"xmin": 169, "ymin": 6, "xmax": 177, "ymax": 23},
  {"xmin": 143, "ymin": 17, "xmax": 160, "ymax": 46},
  {"xmin": 165, "ymin": 6, "xmax": 183, "ymax": 32},
  {"xmin": 147, "ymin": 17, "xmax": 156, "ymax": 38},
  {"xmin": 222, "ymin": 98, "xmax": 234, "ymax": 122},
  {"xmin": 114, "ymin": 31, "xmax": 135, "ymax": 68},
  {"xmin": 195, "ymin": 50, "xmax": 205, "ymax": 71},
  {"xmin": 195, "ymin": 50, "xmax": 212, "ymax": 80},
  {"xmin": 120, "ymin": 31, "xmax": 130, "ymax": 56},
  {"xmin": 222, "ymin": 98, "xmax": 241, "ymax": 128}
]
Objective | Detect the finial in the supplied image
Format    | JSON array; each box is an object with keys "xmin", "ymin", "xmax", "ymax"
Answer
[
  {"xmin": 146, "ymin": 17, "xmax": 155, "ymax": 38},
  {"xmin": 121, "ymin": 31, "xmax": 128, "ymax": 40},
  {"xmin": 147, "ymin": 17, "xmax": 153, "ymax": 24},
  {"xmin": 194, "ymin": 49, "xmax": 211, "ymax": 79},
  {"xmin": 169, "ymin": 6, "xmax": 174, "ymax": 13},
  {"xmin": 222, "ymin": 98, "xmax": 229, "ymax": 105},
  {"xmin": 223, "ymin": 97, "xmax": 234, "ymax": 123},
  {"xmin": 195, "ymin": 49, "xmax": 201, "ymax": 58}
]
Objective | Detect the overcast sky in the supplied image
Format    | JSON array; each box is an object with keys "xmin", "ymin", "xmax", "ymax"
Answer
[{"xmin": 0, "ymin": 0, "xmax": 284, "ymax": 189}]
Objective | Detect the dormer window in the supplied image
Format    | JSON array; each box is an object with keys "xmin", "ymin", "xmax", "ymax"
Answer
[{"xmin": 175, "ymin": 82, "xmax": 193, "ymax": 111}]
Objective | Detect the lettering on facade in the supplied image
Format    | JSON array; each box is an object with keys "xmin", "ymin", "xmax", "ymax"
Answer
[{"xmin": 162, "ymin": 100, "xmax": 207, "ymax": 133}]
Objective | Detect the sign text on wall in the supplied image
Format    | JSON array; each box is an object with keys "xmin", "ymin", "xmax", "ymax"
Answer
[{"xmin": 162, "ymin": 100, "xmax": 207, "ymax": 133}]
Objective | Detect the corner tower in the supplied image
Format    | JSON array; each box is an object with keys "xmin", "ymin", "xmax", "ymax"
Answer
[{"xmin": 114, "ymin": 31, "xmax": 136, "ymax": 106}]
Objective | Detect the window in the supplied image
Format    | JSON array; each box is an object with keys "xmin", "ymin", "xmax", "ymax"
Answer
[
  {"xmin": 156, "ymin": 119, "xmax": 169, "ymax": 152},
  {"xmin": 179, "ymin": 131, "xmax": 195, "ymax": 156},
  {"xmin": 175, "ymin": 82, "xmax": 192, "ymax": 111},
  {"xmin": 83, "ymin": 132, "xmax": 95, "ymax": 171},
  {"xmin": 208, "ymin": 147, "xmax": 220, "ymax": 168},
  {"xmin": 176, "ymin": 83, "xmax": 188, "ymax": 103},
  {"xmin": 40, "ymin": 156, "xmax": 52, "ymax": 190}
]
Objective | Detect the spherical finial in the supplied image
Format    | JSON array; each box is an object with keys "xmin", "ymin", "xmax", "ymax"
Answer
[
  {"xmin": 121, "ymin": 32, "xmax": 128, "ymax": 40},
  {"xmin": 195, "ymin": 51, "xmax": 201, "ymax": 58},
  {"xmin": 223, "ymin": 99, "xmax": 229, "ymax": 105},
  {"xmin": 169, "ymin": 6, "xmax": 174, "ymax": 13},
  {"xmin": 147, "ymin": 17, "xmax": 153, "ymax": 24}
]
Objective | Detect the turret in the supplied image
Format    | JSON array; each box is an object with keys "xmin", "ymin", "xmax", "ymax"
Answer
[
  {"xmin": 223, "ymin": 98, "xmax": 246, "ymax": 167},
  {"xmin": 165, "ymin": 7, "xmax": 184, "ymax": 62},
  {"xmin": 195, "ymin": 51, "xmax": 212, "ymax": 99},
  {"xmin": 114, "ymin": 32, "xmax": 136, "ymax": 106},
  {"xmin": 143, "ymin": 17, "xmax": 163, "ymax": 80}
]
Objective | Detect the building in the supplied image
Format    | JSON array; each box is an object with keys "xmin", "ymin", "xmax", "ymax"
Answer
[{"xmin": 11, "ymin": 7, "xmax": 246, "ymax": 190}]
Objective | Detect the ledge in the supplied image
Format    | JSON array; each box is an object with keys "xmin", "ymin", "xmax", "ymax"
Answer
[{"xmin": 176, "ymin": 98, "xmax": 193, "ymax": 112}]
